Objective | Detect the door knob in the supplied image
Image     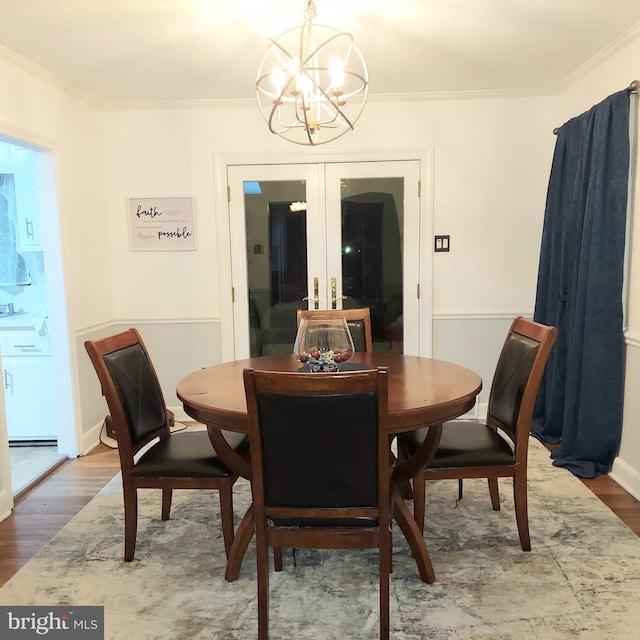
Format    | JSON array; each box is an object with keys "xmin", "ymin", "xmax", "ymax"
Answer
[
  {"xmin": 331, "ymin": 277, "xmax": 347, "ymax": 309},
  {"xmin": 303, "ymin": 276, "xmax": 319, "ymax": 309}
]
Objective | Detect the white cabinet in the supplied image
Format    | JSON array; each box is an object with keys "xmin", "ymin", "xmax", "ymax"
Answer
[
  {"xmin": 1, "ymin": 332, "xmax": 55, "ymax": 441},
  {"xmin": 16, "ymin": 212, "xmax": 42, "ymax": 250},
  {"xmin": 14, "ymin": 175, "xmax": 43, "ymax": 251},
  {"xmin": 3, "ymin": 356, "xmax": 56, "ymax": 440}
]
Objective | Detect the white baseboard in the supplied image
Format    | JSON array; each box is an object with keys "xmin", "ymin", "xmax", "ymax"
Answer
[
  {"xmin": 80, "ymin": 419, "xmax": 104, "ymax": 456},
  {"xmin": 610, "ymin": 456, "xmax": 640, "ymax": 501},
  {"xmin": 168, "ymin": 405, "xmax": 192, "ymax": 423},
  {"xmin": 457, "ymin": 406, "xmax": 478, "ymax": 420},
  {"xmin": 81, "ymin": 408, "xmax": 194, "ymax": 456}
]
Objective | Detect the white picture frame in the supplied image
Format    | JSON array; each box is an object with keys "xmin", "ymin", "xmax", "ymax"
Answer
[{"xmin": 127, "ymin": 196, "xmax": 196, "ymax": 251}]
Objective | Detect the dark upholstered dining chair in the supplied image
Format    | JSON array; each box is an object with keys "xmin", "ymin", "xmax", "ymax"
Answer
[
  {"xmin": 84, "ymin": 328, "xmax": 248, "ymax": 562},
  {"xmin": 398, "ymin": 316, "xmax": 557, "ymax": 551},
  {"xmin": 296, "ymin": 307, "xmax": 373, "ymax": 353},
  {"xmin": 244, "ymin": 367, "xmax": 392, "ymax": 640}
]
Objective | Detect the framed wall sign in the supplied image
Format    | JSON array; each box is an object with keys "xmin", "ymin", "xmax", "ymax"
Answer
[{"xmin": 128, "ymin": 196, "xmax": 196, "ymax": 251}]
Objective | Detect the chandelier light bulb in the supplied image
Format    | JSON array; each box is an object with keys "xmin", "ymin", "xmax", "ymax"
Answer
[
  {"xmin": 256, "ymin": 0, "xmax": 368, "ymax": 146},
  {"xmin": 271, "ymin": 68, "xmax": 285, "ymax": 96},
  {"xmin": 330, "ymin": 57, "xmax": 344, "ymax": 93}
]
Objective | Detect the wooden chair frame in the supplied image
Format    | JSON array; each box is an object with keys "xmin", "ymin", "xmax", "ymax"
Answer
[
  {"xmin": 85, "ymin": 328, "xmax": 241, "ymax": 561},
  {"xmin": 244, "ymin": 367, "xmax": 392, "ymax": 640},
  {"xmin": 403, "ymin": 316, "xmax": 557, "ymax": 551}
]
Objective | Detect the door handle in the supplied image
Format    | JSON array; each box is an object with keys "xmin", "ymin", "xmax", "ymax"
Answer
[
  {"xmin": 4, "ymin": 369, "xmax": 13, "ymax": 393},
  {"xmin": 303, "ymin": 276, "xmax": 319, "ymax": 310},
  {"xmin": 331, "ymin": 277, "xmax": 347, "ymax": 310}
]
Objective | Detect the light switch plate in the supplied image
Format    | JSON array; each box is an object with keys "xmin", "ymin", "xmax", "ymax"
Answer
[{"xmin": 434, "ymin": 235, "xmax": 450, "ymax": 252}]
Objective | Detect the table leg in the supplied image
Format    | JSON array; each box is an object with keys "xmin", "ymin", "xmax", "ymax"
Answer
[
  {"xmin": 391, "ymin": 424, "xmax": 442, "ymax": 583},
  {"xmin": 202, "ymin": 424, "xmax": 254, "ymax": 581},
  {"xmin": 393, "ymin": 494, "xmax": 436, "ymax": 584},
  {"xmin": 224, "ymin": 504, "xmax": 255, "ymax": 582},
  {"xmin": 207, "ymin": 426, "xmax": 252, "ymax": 479}
]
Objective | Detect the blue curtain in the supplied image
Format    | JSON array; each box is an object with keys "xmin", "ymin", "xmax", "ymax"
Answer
[{"xmin": 532, "ymin": 89, "xmax": 630, "ymax": 478}]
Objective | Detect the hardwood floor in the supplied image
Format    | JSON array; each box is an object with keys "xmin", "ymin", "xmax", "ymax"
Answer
[
  {"xmin": 0, "ymin": 443, "xmax": 120, "ymax": 587},
  {"xmin": 0, "ymin": 442, "xmax": 639, "ymax": 588},
  {"xmin": 581, "ymin": 474, "xmax": 640, "ymax": 536}
]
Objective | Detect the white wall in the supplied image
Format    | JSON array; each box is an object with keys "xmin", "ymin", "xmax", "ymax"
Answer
[
  {"xmin": 104, "ymin": 96, "xmax": 556, "ymax": 319},
  {"xmin": 554, "ymin": 32, "xmax": 640, "ymax": 496}
]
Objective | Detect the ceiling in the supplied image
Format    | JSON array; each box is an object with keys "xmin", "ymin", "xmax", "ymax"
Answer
[{"xmin": 1, "ymin": 0, "xmax": 640, "ymax": 107}]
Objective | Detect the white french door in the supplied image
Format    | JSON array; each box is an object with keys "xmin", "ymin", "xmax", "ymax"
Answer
[{"xmin": 227, "ymin": 160, "xmax": 424, "ymax": 359}]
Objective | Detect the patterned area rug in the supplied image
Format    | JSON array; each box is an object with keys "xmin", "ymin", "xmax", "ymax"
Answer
[{"xmin": 1, "ymin": 438, "xmax": 640, "ymax": 639}]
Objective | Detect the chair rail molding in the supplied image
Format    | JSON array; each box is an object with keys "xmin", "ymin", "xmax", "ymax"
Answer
[{"xmin": 432, "ymin": 311, "xmax": 534, "ymax": 321}]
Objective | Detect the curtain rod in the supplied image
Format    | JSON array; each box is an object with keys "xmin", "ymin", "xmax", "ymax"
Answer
[{"xmin": 553, "ymin": 80, "xmax": 639, "ymax": 135}]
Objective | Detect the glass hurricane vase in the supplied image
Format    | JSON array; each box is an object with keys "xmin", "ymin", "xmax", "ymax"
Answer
[{"xmin": 293, "ymin": 316, "xmax": 355, "ymax": 372}]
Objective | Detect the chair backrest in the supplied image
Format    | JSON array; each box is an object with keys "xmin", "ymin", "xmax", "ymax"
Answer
[
  {"xmin": 85, "ymin": 328, "xmax": 170, "ymax": 469},
  {"xmin": 487, "ymin": 316, "xmax": 557, "ymax": 449},
  {"xmin": 296, "ymin": 308, "xmax": 373, "ymax": 353},
  {"xmin": 244, "ymin": 367, "xmax": 389, "ymax": 526}
]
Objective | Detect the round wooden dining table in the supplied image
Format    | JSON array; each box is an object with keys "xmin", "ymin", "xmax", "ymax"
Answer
[{"xmin": 177, "ymin": 352, "xmax": 482, "ymax": 583}]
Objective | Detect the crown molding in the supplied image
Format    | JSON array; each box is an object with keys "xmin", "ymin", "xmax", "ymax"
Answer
[
  {"xmin": 0, "ymin": 44, "xmax": 102, "ymax": 109},
  {"xmin": 553, "ymin": 20, "xmax": 640, "ymax": 93}
]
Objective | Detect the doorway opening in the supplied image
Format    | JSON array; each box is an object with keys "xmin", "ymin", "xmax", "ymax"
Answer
[{"xmin": 0, "ymin": 136, "xmax": 72, "ymax": 498}]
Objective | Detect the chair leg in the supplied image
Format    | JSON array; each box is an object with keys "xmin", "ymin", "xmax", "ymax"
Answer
[
  {"xmin": 412, "ymin": 471, "xmax": 426, "ymax": 536},
  {"xmin": 256, "ymin": 529, "xmax": 270, "ymax": 640},
  {"xmin": 379, "ymin": 534, "xmax": 391, "ymax": 640},
  {"xmin": 488, "ymin": 478, "xmax": 500, "ymax": 511},
  {"xmin": 513, "ymin": 474, "xmax": 531, "ymax": 551},
  {"xmin": 218, "ymin": 482, "xmax": 235, "ymax": 559},
  {"xmin": 123, "ymin": 486, "xmax": 138, "ymax": 562},
  {"xmin": 161, "ymin": 488, "xmax": 172, "ymax": 520},
  {"xmin": 273, "ymin": 547, "xmax": 283, "ymax": 572}
]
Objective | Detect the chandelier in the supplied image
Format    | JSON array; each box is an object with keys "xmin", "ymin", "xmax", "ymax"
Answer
[{"xmin": 256, "ymin": 0, "xmax": 368, "ymax": 146}]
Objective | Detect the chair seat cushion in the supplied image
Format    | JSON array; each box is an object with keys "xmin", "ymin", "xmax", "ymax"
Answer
[
  {"xmin": 133, "ymin": 430, "xmax": 248, "ymax": 478},
  {"xmin": 401, "ymin": 421, "xmax": 515, "ymax": 469}
]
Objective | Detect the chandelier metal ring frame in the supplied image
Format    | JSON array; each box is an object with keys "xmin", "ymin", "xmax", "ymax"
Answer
[{"xmin": 256, "ymin": 1, "xmax": 369, "ymax": 146}]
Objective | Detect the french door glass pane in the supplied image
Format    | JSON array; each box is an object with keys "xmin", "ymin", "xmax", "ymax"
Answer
[
  {"xmin": 339, "ymin": 177, "xmax": 404, "ymax": 353},
  {"xmin": 244, "ymin": 180, "xmax": 308, "ymax": 356}
]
